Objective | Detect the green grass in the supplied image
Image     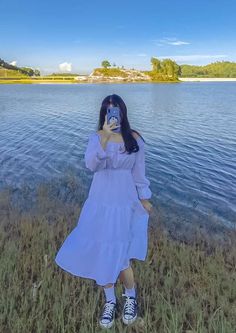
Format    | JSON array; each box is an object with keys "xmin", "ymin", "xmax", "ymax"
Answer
[
  {"xmin": 93, "ymin": 67, "xmax": 129, "ymax": 77},
  {"xmin": 0, "ymin": 80, "xmax": 34, "ymax": 84},
  {"xmin": 0, "ymin": 66, "xmax": 29, "ymax": 78},
  {"xmin": 0, "ymin": 176, "xmax": 235, "ymax": 332},
  {"xmin": 0, "ymin": 79, "xmax": 78, "ymax": 84},
  {"xmin": 144, "ymin": 70, "xmax": 180, "ymax": 82}
]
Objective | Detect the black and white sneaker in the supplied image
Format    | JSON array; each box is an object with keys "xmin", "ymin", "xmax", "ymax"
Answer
[
  {"xmin": 121, "ymin": 293, "xmax": 138, "ymax": 325},
  {"xmin": 99, "ymin": 300, "xmax": 117, "ymax": 329}
]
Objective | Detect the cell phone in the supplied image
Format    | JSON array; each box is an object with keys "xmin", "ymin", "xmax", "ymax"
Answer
[{"xmin": 107, "ymin": 106, "xmax": 121, "ymax": 133}]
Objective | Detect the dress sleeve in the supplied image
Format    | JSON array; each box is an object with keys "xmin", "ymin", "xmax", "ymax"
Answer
[
  {"xmin": 131, "ymin": 137, "xmax": 152, "ymax": 200},
  {"xmin": 84, "ymin": 133, "xmax": 110, "ymax": 172}
]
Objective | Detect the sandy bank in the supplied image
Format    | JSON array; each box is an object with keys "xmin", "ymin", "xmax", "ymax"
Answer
[{"xmin": 179, "ymin": 77, "xmax": 236, "ymax": 82}]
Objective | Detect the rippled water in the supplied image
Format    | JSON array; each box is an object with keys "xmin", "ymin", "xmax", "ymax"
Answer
[{"xmin": 0, "ymin": 83, "xmax": 235, "ymax": 229}]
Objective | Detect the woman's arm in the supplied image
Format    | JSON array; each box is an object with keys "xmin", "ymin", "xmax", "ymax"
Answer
[
  {"xmin": 131, "ymin": 135, "xmax": 152, "ymax": 200},
  {"xmin": 84, "ymin": 133, "xmax": 110, "ymax": 172}
]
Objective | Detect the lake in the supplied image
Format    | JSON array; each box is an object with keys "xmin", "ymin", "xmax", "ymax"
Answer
[{"xmin": 0, "ymin": 83, "xmax": 235, "ymax": 233}]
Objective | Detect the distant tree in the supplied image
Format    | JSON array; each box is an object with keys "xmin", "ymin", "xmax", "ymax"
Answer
[
  {"xmin": 113, "ymin": 63, "xmax": 116, "ymax": 67},
  {"xmin": 21, "ymin": 67, "xmax": 35, "ymax": 76},
  {"xmin": 161, "ymin": 59, "xmax": 174, "ymax": 77},
  {"xmin": 151, "ymin": 57, "xmax": 180, "ymax": 78},
  {"xmin": 121, "ymin": 65, "xmax": 125, "ymax": 69},
  {"xmin": 34, "ymin": 69, "xmax": 41, "ymax": 76},
  {"xmin": 176, "ymin": 64, "xmax": 182, "ymax": 76},
  {"xmin": 151, "ymin": 57, "xmax": 162, "ymax": 72},
  {"xmin": 101, "ymin": 60, "xmax": 111, "ymax": 68}
]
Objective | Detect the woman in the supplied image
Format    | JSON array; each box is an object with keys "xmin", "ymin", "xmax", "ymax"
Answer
[{"xmin": 55, "ymin": 94, "xmax": 153, "ymax": 329}]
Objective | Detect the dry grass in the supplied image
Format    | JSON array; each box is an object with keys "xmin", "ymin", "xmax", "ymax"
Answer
[{"xmin": 0, "ymin": 178, "xmax": 235, "ymax": 333}]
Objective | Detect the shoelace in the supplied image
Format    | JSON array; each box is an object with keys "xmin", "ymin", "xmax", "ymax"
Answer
[
  {"xmin": 102, "ymin": 301, "xmax": 116, "ymax": 319},
  {"xmin": 122, "ymin": 294, "xmax": 136, "ymax": 314}
]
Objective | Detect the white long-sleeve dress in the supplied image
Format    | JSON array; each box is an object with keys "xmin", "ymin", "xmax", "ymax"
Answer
[{"xmin": 55, "ymin": 131, "xmax": 152, "ymax": 286}]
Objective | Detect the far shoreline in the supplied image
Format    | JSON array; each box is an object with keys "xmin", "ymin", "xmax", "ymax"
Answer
[
  {"xmin": 1, "ymin": 77, "xmax": 236, "ymax": 84},
  {"xmin": 179, "ymin": 77, "xmax": 236, "ymax": 82}
]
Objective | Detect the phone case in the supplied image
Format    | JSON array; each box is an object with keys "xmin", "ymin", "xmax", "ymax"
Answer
[{"xmin": 107, "ymin": 106, "xmax": 121, "ymax": 133}]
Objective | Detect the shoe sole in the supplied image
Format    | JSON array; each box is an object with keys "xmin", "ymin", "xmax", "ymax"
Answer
[
  {"xmin": 99, "ymin": 318, "xmax": 114, "ymax": 329},
  {"xmin": 122, "ymin": 313, "xmax": 138, "ymax": 325}
]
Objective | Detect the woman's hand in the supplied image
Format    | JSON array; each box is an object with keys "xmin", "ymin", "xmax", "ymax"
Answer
[
  {"xmin": 140, "ymin": 199, "xmax": 153, "ymax": 215},
  {"xmin": 102, "ymin": 114, "xmax": 120, "ymax": 139}
]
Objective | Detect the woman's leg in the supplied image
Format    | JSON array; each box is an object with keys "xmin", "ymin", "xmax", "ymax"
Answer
[
  {"xmin": 118, "ymin": 263, "xmax": 135, "ymax": 289},
  {"xmin": 103, "ymin": 283, "xmax": 114, "ymax": 288},
  {"xmin": 102, "ymin": 283, "xmax": 117, "ymax": 303},
  {"xmin": 119, "ymin": 264, "xmax": 138, "ymax": 324},
  {"xmin": 99, "ymin": 283, "xmax": 117, "ymax": 328}
]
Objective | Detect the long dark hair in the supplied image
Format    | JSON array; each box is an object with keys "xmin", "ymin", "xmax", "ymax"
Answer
[{"xmin": 97, "ymin": 94, "xmax": 145, "ymax": 154}]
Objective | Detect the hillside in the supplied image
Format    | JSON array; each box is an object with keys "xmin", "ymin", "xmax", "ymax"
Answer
[
  {"xmin": 0, "ymin": 58, "xmax": 40, "ymax": 77},
  {"xmin": 0, "ymin": 66, "xmax": 29, "ymax": 78},
  {"xmin": 180, "ymin": 61, "xmax": 236, "ymax": 78}
]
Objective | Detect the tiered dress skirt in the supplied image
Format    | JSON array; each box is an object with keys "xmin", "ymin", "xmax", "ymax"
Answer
[{"xmin": 55, "ymin": 132, "xmax": 151, "ymax": 286}]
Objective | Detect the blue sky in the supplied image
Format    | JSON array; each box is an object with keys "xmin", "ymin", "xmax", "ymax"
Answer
[{"xmin": 1, "ymin": 0, "xmax": 236, "ymax": 74}]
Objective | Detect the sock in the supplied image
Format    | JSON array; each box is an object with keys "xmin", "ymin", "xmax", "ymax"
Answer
[
  {"xmin": 103, "ymin": 285, "xmax": 116, "ymax": 304},
  {"xmin": 124, "ymin": 283, "xmax": 136, "ymax": 298}
]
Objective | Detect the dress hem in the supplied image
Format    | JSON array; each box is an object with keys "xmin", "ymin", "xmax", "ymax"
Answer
[{"xmin": 55, "ymin": 255, "xmax": 146, "ymax": 286}]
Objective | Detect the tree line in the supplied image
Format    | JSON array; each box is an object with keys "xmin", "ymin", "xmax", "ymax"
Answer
[
  {"xmin": 180, "ymin": 61, "xmax": 236, "ymax": 77},
  {"xmin": 1, "ymin": 57, "xmax": 236, "ymax": 78},
  {"xmin": 101, "ymin": 59, "xmax": 236, "ymax": 78}
]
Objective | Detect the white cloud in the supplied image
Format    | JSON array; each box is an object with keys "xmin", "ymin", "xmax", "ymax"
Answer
[
  {"xmin": 137, "ymin": 53, "xmax": 147, "ymax": 57},
  {"xmin": 59, "ymin": 62, "xmax": 72, "ymax": 72},
  {"xmin": 10, "ymin": 60, "xmax": 17, "ymax": 66},
  {"xmin": 152, "ymin": 37, "xmax": 190, "ymax": 46},
  {"xmin": 158, "ymin": 54, "xmax": 228, "ymax": 61},
  {"xmin": 156, "ymin": 54, "xmax": 228, "ymax": 64},
  {"xmin": 170, "ymin": 41, "xmax": 190, "ymax": 45}
]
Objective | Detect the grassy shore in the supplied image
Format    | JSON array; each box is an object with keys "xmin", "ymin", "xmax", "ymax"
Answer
[
  {"xmin": 0, "ymin": 178, "xmax": 235, "ymax": 332},
  {"xmin": 0, "ymin": 79, "xmax": 78, "ymax": 84}
]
